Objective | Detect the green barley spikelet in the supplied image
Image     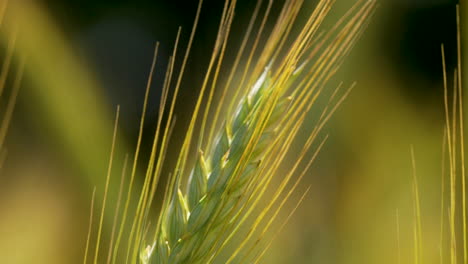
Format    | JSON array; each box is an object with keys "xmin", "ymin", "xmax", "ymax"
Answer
[
  {"xmin": 0, "ymin": 0, "xmax": 375, "ymax": 263},
  {"xmin": 156, "ymin": 69, "xmax": 284, "ymax": 263},
  {"xmin": 74, "ymin": 0, "xmax": 376, "ymax": 263},
  {"xmin": 139, "ymin": 1, "xmax": 377, "ymax": 263}
]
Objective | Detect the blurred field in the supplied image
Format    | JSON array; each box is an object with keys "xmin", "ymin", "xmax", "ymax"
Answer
[{"xmin": 0, "ymin": 0, "xmax": 464, "ymax": 263}]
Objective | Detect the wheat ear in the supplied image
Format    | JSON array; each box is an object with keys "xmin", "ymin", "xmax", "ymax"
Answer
[
  {"xmin": 136, "ymin": 1, "xmax": 377, "ymax": 263},
  {"xmin": 74, "ymin": 0, "xmax": 376, "ymax": 263}
]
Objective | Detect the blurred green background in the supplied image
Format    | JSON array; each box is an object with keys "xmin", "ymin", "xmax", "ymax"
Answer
[{"xmin": 0, "ymin": 0, "xmax": 464, "ymax": 263}]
